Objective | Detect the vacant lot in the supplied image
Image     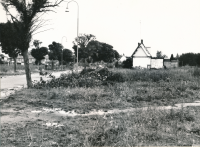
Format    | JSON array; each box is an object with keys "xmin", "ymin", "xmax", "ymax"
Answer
[{"xmin": 1, "ymin": 67, "xmax": 200, "ymax": 146}]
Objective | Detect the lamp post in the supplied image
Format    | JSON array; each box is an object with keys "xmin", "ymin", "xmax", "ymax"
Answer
[
  {"xmin": 61, "ymin": 36, "xmax": 67, "ymax": 70},
  {"xmin": 66, "ymin": 0, "xmax": 79, "ymax": 66}
]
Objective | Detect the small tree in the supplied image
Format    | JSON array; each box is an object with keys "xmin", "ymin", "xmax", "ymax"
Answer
[
  {"xmin": 31, "ymin": 40, "xmax": 48, "ymax": 65},
  {"xmin": 48, "ymin": 41, "xmax": 63, "ymax": 62},
  {"xmin": 48, "ymin": 41, "xmax": 63, "ymax": 69},
  {"xmin": 170, "ymin": 54, "xmax": 175, "ymax": 61},
  {"xmin": 63, "ymin": 49, "xmax": 73, "ymax": 64},
  {"xmin": 31, "ymin": 47, "xmax": 48, "ymax": 65},
  {"xmin": 156, "ymin": 51, "xmax": 167, "ymax": 58},
  {"xmin": 176, "ymin": 53, "xmax": 179, "ymax": 60},
  {"xmin": 156, "ymin": 51, "xmax": 162, "ymax": 58},
  {"xmin": 72, "ymin": 34, "xmax": 96, "ymax": 62}
]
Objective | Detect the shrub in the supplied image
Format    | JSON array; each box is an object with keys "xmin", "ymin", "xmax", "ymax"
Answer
[
  {"xmin": 106, "ymin": 73, "xmax": 125, "ymax": 82},
  {"xmin": 122, "ymin": 58, "xmax": 132, "ymax": 69},
  {"xmin": 80, "ymin": 68, "xmax": 95, "ymax": 75},
  {"xmin": 107, "ymin": 63, "xmax": 114, "ymax": 68}
]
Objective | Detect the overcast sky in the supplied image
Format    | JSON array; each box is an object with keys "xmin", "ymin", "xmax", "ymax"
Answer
[{"xmin": 0, "ymin": 0, "xmax": 200, "ymax": 58}]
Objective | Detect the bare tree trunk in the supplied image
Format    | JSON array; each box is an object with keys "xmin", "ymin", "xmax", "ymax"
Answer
[
  {"xmin": 14, "ymin": 57, "xmax": 17, "ymax": 72},
  {"xmin": 22, "ymin": 50, "xmax": 32, "ymax": 88}
]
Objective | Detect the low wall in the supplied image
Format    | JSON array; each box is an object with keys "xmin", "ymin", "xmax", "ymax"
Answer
[
  {"xmin": 164, "ymin": 61, "xmax": 178, "ymax": 68},
  {"xmin": 151, "ymin": 59, "xmax": 163, "ymax": 69}
]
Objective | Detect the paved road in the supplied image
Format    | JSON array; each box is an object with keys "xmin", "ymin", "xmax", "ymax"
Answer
[{"xmin": 0, "ymin": 71, "xmax": 71, "ymax": 90}]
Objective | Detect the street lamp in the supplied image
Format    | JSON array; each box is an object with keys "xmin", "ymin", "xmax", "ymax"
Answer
[
  {"xmin": 61, "ymin": 36, "xmax": 67, "ymax": 70},
  {"xmin": 66, "ymin": 0, "xmax": 79, "ymax": 66}
]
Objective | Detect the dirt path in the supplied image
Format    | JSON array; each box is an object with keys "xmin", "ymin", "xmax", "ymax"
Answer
[{"xmin": 1, "ymin": 98, "xmax": 200, "ymax": 125}]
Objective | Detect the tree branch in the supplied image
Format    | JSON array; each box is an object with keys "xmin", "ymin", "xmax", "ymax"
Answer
[
  {"xmin": 30, "ymin": 20, "xmax": 52, "ymax": 34},
  {"xmin": 32, "ymin": 28, "xmax": 54, "ymax": 36}
]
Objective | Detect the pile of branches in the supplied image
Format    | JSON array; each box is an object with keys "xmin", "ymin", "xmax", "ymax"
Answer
[{"xmin": 32, "ymin": 68, "xmax": 125, "ymax": 89}]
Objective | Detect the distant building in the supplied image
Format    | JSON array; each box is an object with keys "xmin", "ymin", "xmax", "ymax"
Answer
[
  {"xmin": 118, "ymin": 54, "xmax": 127, "ymax": 63},
  {"xmin": 41, "ymin": 55, "xmax": 50, "ymax": 65},
  {"xmin": 9, "ymin": 54, "xmax": 36, "ymax": 65},
  {"xmin": 131, "ymin": 40, "xmax": 163, "ymax": 69},
  {"xmin": 164, "ymin": 59, "xmax": 179, "ymax": 68},
  {"xmin": 0, "ymin": 54, "xmax": 8, "ymax": 62}
]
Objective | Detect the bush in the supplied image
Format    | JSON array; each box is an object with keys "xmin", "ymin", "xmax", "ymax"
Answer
[
  {"xmin": 80, "ymin": 68, "xmax": 95, "ymax": 75},
  {"xmin": 122, "ymin": 58, "xmax": 132, "ymax": 69},
  {"xmin": 106, "ymin": 73, "xmax": 125, "ymax": 82},
  {"xmin": 107, "ymin": 63, "xmax": 114, "ymax": 68}
]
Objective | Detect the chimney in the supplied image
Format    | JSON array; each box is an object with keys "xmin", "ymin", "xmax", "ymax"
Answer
[
  {"xmin": 138, "ymin": 43, "xmax": 140, "ymax": 46},
  {"xmin": 141, "ymin": 39, "xmax": 143, "ymax": 44}
]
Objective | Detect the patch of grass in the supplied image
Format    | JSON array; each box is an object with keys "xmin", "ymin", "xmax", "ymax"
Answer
[
  {"xmin": 1, "ymin": 107, "xmax": 200, "ymax": 146},
  {"xmin": 7, "ymin": 67, "xmax": 200, "ymax": 113},
  {"xmin": 193, "ymin": 67, "xmax": 200, "ymax": 77}
]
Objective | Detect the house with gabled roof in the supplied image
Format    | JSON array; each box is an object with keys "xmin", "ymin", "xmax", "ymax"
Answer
[{"xmin": 131, "ymin": 40, "xmax": 164, "ymax": 69}]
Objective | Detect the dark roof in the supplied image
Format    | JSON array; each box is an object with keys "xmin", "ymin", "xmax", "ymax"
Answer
[
  {"xmin": 164, "ymin": 59, "xmax": 170, "ymax": 62},
  {"xmin": 151, "ymin": 57, "xmax": 164, "ymax": 59},
  {"xmin": 164, "ymin": 59, "xmax": 178, "ymax": 62}
]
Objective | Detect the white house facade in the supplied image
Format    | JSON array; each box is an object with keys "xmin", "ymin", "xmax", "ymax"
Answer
[
  {"xmin": 131, "ymin": 40, "xmax": 164, "ymax": 69},
  {"xmin": 132, "ymin": 40, "xmax": 152, "ymax": 68}
]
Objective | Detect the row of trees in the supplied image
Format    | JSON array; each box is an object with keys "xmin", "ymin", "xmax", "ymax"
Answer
[
  {"xmin": 31, "ymin": 40, "xmax": 74, "ymax": 65},
  {"xmin": 30, "ymin": 34, "xmax": 121, "ymax": 66},
  {"xmin": 156, "ymin": 51, "xmax": 180, "ymax": 61},
  {"xmin": 179, "ymin": 53, "xmax": 200, "ymax": 66},
  {"xmin": 155, "ymin": 51, "xmax": 200, "ymax": 67}
]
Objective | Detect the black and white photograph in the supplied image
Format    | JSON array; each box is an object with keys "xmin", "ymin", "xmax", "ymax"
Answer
[{"xmin": 0, "ymin": 0, "xmax": 200, "ymax": 146}]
